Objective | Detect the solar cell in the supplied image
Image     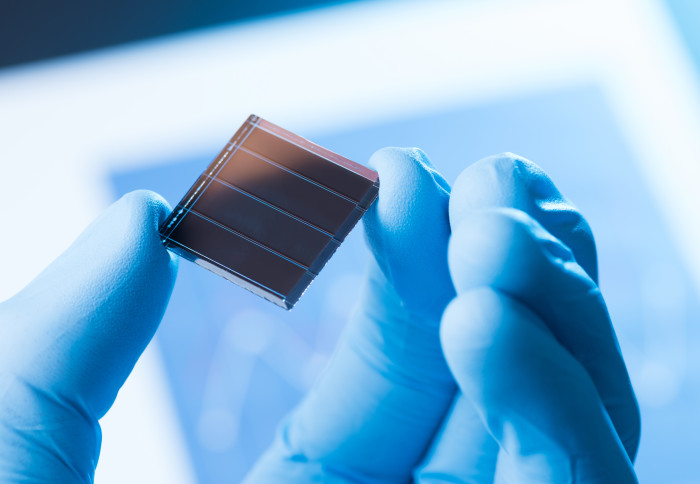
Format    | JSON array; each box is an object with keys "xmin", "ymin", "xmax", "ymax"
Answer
[{"xmin": 159, "ymin": 115, "xmax": 379, "ymax": 309}]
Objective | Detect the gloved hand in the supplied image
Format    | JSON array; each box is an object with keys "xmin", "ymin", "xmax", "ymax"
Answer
[
  {"xmin": 245, "ymin": 149, "xmax": 641, "ymax": 483},
  {"xmin": 0, "ymin": 149, "xmax": 640, "ymax": 484},
  {"xmin": 424, "ymin": 153, "xmax": 641, "ymax": 482},
  {"xmin": 0, "ymin": 191, "xmax": 178, "ymax": 482}
]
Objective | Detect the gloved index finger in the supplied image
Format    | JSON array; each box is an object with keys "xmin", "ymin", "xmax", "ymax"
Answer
[
  {"xmin": 245, "ymin": 147, "xmax": 457, "ymax": 483},
  {"xmin": 448, "ymin": 153, "xmax": 640, "ymax": 461},
  {"xmin": 438, "ymin": 287, "xmax": 637, "ymax": 483},
  {"xmin": 449, "ymin": 153, "xmax": 599, "ymax": 282}
]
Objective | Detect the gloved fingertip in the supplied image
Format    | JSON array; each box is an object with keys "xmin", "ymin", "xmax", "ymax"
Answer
[
  {"xmin": 447, "ymin": 208, "xmax": 575, "ymax": 295},
  {"xmin": 365, "ymin": 147, "xmax": 451, "ymax": 235},
  {"xmin": 448, "ymin": 152, "xmax": 540, "ymax": 227},
  {"xmin": 0, "ymin": 191, "xmax": 179, "ymax": 482},
  {"xmin": 439, "ymin": 287, "xmax": 556, "ymax": 410},
  {"xmin": 362, "ymin": 147, "xmax": 453, "ymax": 320},
  {"xmin": 439, "ymin": 288, "xmax": 505, "ymax": 381},
  {"xmin": 3, "ymin": 189, "xmax": 179, "ymax": 418},
  {"xmin": 440, "ymin": 289, "xmax": 638, "ymax": 483},
  {"xmin": 368, "ymin": 147, "xmax": 451, "ymax": 196},
  {"xmin": 118, "ymin": 189, "xmax": 172, "ymax": 227},
  {"xmin": 449, "ymin": 153, "xmax": 598, "ymax": 282},
  {"xmin": 106, "ymin": 189, "xmax": 178, "ymax": 277}
]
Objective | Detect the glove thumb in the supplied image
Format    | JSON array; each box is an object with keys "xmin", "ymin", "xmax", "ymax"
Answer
[{"xmin": 0, "ymin": 190, "xmax": 177, "ymax": 482}]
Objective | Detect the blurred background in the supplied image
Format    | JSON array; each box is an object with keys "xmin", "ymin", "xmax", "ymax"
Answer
[{"xmin": 1, "ymin": 0, "xmax": 699, "ymax": 482}]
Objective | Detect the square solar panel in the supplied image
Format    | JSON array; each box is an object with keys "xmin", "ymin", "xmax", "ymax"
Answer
[{"xmin": 159, "ymin": 115, "xmax": 380, "ymax": 309}]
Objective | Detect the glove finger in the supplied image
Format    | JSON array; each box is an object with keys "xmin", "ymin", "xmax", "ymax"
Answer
[
  {"xmin": 0, "ymin": 189, "xmax": 177, "ymax": 418},
  {"xmin": 449, "ymin": 154, "xmax": 640, "ymax": 460},
  {"xmin": 440, "ymin": 288, "xmax": 637, "ymax": 483},
  {"xmin": 245, "ymin": 147, "xmax": 457, "ymax": 483},
  {"xmin": 449, "ymin": 153, "xmax": 598, "ymax": 282},
  {"xmin": 413, "ymin": 392, "xmax": 498, "ymax": 484},
  {"xmin": 0, "ymin": 190, "xmax": 177, "ymax": 481}
]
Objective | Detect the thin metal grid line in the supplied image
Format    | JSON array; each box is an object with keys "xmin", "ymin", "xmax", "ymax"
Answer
[
  {"xmin": 237, "ymin": 145, "xmax": 359, "ymax": 205},
  {"xmin": 162, "ymin": 235, "xmax": 287, "ymax": 299},
  {"xmin": 187, "ymin": 209, "xmax": 316, "ymax": 272},
  {"xmin": 161, "ymin": 115, "xmax": 260, "ymax": 240},
  {"xmin": 254, "ymin": 122, "xmax": 373, "ymax": 182},
  {"xmin": 205, "ymin": 175, "xmax": 338, "ymax": 239}
]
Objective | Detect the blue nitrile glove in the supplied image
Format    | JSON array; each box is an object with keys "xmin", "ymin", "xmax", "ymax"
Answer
[
  {"xmin": 245, "ymin": 147, "xmax": 458, "ymax": 483},
  {"xmin": 416, "ymin": 154, "xmax": 641, "ymax": 483},
  {"xmin": 0, "ymin": 149, "xmax": 639, "ymax": 483},
  {"xmin": 245, "ymin": 150, "xmax": 640, "ymax": 483},
  {"xmin": 0, "ymin": 191, "xmax": 177, "ymax": 482}
]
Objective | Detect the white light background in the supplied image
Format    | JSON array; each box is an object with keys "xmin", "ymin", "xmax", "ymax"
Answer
[{"xmin": 1, "ymin": 0, "xmax": 699, "ymax": 481}]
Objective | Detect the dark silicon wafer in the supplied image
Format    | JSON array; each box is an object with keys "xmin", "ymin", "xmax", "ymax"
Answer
[{"xmin": 159, "ymin": 114, "xmax": 379, "ymax": 309}]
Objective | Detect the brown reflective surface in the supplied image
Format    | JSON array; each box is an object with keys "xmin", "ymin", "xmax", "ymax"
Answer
[
  {"xmin": 159, "ymin": 114, "xmax": 379, "ymax": 309},
  {"xmin": 215, "ymin": 148, "xmax": 357, "ymax": 234}
]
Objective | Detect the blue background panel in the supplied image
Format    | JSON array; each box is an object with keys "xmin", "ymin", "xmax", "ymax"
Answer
[{"xmin": 112, "ymin": 84, "xmax": 700, "ymax": 483}]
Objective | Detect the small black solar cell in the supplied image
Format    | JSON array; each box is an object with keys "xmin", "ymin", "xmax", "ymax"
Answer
[{"xmin": 159, "ymin": 114, "xmax": 380, "ymax": 309}]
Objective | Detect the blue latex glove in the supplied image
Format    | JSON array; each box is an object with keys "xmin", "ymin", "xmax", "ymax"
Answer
[
  {"xmin": 0, "ymin": 149, "xmax": 640, "ymax": 483},
  {"xmin": 245, "ymin": 149, "xmax": 640, "ymax": 483},
  {"xmin": 0, "ymin": 191, "xmax": 177, "ymax": 482},
  {"xmin": 419, "ymin": 154, "xmax": 641, "ymax": 482}
]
